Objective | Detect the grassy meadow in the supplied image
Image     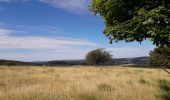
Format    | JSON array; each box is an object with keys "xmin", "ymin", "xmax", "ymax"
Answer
[{"xmin": 0, "ymin": 66, "xmax": 169, "ymax": 100}]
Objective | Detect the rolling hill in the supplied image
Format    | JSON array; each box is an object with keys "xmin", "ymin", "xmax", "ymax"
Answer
[{"xmin": 0, "ymin": 57, "xmax": 148, "ymax": 66}]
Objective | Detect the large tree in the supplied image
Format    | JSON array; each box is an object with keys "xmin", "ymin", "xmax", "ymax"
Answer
[
  {"xmin": 90, "ymin": 0, "xmax": 170, "ymax": 46},
  {"xmin": 147, "ymin": 46, "xmax": 170, "ymax": 67}
]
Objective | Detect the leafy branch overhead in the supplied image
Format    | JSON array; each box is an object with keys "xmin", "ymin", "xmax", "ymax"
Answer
[{"xmin": 90, "ymin": 0, "xmax": 170, "ymax": 46}]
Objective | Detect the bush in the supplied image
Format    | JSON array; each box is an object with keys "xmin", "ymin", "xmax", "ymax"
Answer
[{"xmin": 86, "ymin": 48, "xmax": 112, "ymax": 65}]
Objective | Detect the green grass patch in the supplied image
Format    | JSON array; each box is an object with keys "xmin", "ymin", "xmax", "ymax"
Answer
[
  {"xmin": 79, "ymin": 93, "xmax": 100, "ymax": 100},
  {"xmin": 157, "ymin": 79, "xmax": 170, "ymax": 100},
  {"xmin": 98, "ymin": 83, "xmax": 112, "ymax": 92},
  {"xmin": 85, "ymin": 95, "xmax": 99, "ymax": 100},
  {"xmin": 139, "ymin": 78, "xmax": 149, "ymax": 85}
]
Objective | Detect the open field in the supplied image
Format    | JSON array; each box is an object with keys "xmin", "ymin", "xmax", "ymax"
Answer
[{"xmin": 0, "ymin": 66, "xmax": 169, "ymax": 100}]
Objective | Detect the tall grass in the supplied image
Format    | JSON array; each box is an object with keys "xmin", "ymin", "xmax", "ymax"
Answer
[
  {"xmin": 0, "ymin": 66, "xmax": 169, "ymax": 100},
  {"xmin": 157, "ymin": 79, "xmax": 170, "ymax": 100}
]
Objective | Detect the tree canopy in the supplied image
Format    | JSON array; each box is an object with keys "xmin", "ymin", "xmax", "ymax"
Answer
[
  {"xmin": 86, "ymin": 48, "xmax": 112, "ymax": 65},
  {"xmin": 147, "ymin": 46, "xmax": 170, "ymax": 67},
  {"xmin": 90, "ymin": 0, "xmax": 170, "ymax": 46}
]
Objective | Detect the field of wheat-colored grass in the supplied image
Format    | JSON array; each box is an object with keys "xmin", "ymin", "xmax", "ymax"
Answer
[{"xmin": 0, "ymin": 66, "xmax": 169, "ymax": 100}]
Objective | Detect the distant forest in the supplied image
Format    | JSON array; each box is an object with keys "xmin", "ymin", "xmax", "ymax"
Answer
[{"xmin": 0, "ymin": 57, "xmax": 148, "ymax": 66}]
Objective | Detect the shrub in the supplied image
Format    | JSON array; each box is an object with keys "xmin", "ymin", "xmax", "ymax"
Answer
[{"xmin": 86, "ymin": 48, "xmax": 112, "ymax": 65}]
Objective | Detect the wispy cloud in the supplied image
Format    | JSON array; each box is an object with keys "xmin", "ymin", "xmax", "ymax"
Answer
[
  {"xmin": 0, "ymin": 28, "xmax": 14, "ymax": 36},
  {"xmin": 0, "ymin": 26, "xmax": 96, "ymax": 61},
  {"xmin": 38, "ymin": 0, "xmax": 91, "ymax": 14},
  {"xmin": 0, "ymin": 26, "xmax": 154, "ymax": 61},
  {"xmin": 0, "ymin": 28, "xmax": 97, "ymax": 49},
  {"xmin": 0, "ymin": 23, "xmax": 67, "ymax": 36},
  {"xmin": 0, "ymin": 26, "xmax": 97, "ymax": 61},
  {"xmin": 0, "ymin": 36, "xmax": 97, "ymax": 49},
  {"xmin": 0, "ymin": 48, "xmax": 91, "ymax": 61},
  {"xmin": 0, "ymin": 0, "xmax": 91, "ymax": 14}
]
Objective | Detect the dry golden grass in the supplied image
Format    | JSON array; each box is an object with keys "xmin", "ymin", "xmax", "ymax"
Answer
[{"xmin": 0, "ymin": 66, "xmax": 169, "ymax": 100}]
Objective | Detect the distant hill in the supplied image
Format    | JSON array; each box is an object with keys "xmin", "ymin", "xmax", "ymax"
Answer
[
  {"xmin": 0, "ymin": 59, "xmax": 39, "ymax": 66},
  {"xmin": 46, "ymin": 57, "xmax": 148, "ymax": 66},
  {"xmin": 0, "ymin": 57, "xmax": 148, "ymax": 66},
  {"xmin": 112, "ymin": 57, "xmax": 148, "ymax": 65},
  {"xmin": 46, "ymin": 60, "xmax": 86, "ymax": 66}
]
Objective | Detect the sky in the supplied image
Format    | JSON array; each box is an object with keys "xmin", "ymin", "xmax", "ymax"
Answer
[{"xmin": 0, "ymin": 0, "xmax": 155, "ymax": 61}]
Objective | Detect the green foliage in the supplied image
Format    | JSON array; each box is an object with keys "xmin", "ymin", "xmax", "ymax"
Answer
[
  {"xmin": 90, "ymin": 0, "xmax": 170, "ymax": 46},
  {"xmin": 157, "ymin": 79, "xmax": 170, "ymax": 100},
  {"xmin": 147, "ymin": 46, "xmax": 170, "ymax": 67},
  {"xmin": 86, "ymin": 48, "xmax": 112, "ymax": 65}
]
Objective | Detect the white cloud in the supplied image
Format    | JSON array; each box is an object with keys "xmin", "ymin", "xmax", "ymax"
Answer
[
  {"xmin": 0, "ymin": 48, "xmax": 90, "ymax": 61},
  {"xmin": 0, "ymin": 0, "xmax": 91, "ymax": 14},
  {"xmin": 0, "ymin": 28, "xmax": 97, "ymax": 49},
  {"xmin": 0, "ymin": 36, "xmax": 97, "ymax": 49},
  {"xmin": 38, "ymin": 0, "xmax": 91, "ymax": 14},
  {"xmin": 0, "ymin": 27, "xmax": 97, "ymax": 61},
  {"xmin": 0, "ymin": 27, "xmax": 154, "ymax": 61},
  {"xmin": 0, "ymin": 28, "xmax": 14, "ymax": 36}
]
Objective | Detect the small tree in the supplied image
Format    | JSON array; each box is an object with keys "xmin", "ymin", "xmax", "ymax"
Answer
[
  {"xmin": 147, "ymin": 46, "xmax": 170, "ymax": 67},
  {"xmin": 86, "ymin": 48, "xmax": 112, "ymax": 66}
]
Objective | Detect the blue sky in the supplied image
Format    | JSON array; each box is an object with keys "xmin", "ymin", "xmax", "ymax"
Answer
[{"xmin": 0, "ymin": 0, "xmax": 155, "ymax": 61}]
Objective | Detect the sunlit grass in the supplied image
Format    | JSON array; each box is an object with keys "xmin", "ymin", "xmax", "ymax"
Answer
[{"xmin": 0, "ymin": 66, "xmax": 169, "ymax": 100}]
